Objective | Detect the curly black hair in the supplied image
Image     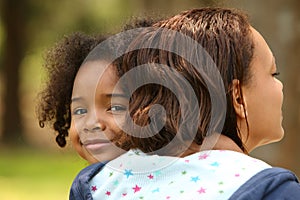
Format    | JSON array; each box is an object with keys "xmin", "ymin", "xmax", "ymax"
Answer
[{"xmin": 36, "ymin": 18, "xmax": 157, "ymax": 148}]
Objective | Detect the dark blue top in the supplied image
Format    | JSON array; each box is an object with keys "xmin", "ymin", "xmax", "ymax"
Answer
[
  {"xmin": 228, "ymin": 167, "xmax": 300, "ymax": 200},
  {"xmin": 70, "ymin": 163, "xmax": 300, "ymax": 200},
  {"xmin": 69, "ymin": 162, "xmax": 107, "ymax": 200}
]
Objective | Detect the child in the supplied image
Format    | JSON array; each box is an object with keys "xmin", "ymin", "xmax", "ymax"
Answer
[
  {"xmin": 70, "ymin": 8, "xmax": 300, "ymax": 199},
  {"xmin": 36, "ymin": 18, "xmax": 157, "ymax": 163}
]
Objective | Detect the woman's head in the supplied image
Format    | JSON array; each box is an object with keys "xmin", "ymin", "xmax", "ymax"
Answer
[
  {"xmin": 119, "ymin": 7, "xmax": 283, "ymax": 154},
  {"xmin": 237, "ymin": 27, "xmax": 284, "ymax": 151}
]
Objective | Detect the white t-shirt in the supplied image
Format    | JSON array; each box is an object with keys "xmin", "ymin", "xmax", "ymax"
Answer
[{"xmin": 90, "ymin": 149, "xmax": 271, "ymax": 200}]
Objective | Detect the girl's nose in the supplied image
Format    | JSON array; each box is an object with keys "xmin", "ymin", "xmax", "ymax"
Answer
[{"xmin": 84, "ymin": 113, "xmax": 105, "ymax": 132}]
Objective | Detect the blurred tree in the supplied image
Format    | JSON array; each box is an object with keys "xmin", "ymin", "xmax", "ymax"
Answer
[
  {"xmin": 280, "ymin": 0, "xmax": 300, "ymax": 176},
  {"xmin": 0, "ymin": 0, "xmax": 129, "ymax": 147},
  {"xmin": 137, "ymin": 0, "xmax": 218, "ymax": 15},
  {"xmin": 0, "ymin": 0, "xmax": 29, "ymax": 145}
]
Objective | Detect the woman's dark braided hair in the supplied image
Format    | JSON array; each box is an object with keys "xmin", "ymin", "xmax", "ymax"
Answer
[{"xmin": 36, "ymin": 18, "xmax": 158, "ymax": 147}]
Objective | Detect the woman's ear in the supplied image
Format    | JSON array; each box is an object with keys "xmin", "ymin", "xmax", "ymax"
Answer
[{"xmin": 231, "ymin": 79, "xmax": 246, "ymax": 119}]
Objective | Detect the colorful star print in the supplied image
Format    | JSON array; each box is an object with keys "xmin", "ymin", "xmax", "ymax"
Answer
[
  {"xmin": 152, "ymin": 188, "xmax": 160, "ymax": 193},
  {"xmin": 91, "ymin": 185, "xmax": 97, "ymax": 192},
  {"xmin": 132, "ymin": 184, "xmax": 141, "ymax": 193},
  {"xmin": 191, "ymin": 176, "xmax": 200, "ymax": 183},
  {"xmin": 198, "ymin": 153, "xmax": 209, "ymax": 160},
  {"xmin": 124, "ymin": 169, "xmax": 133, "ymax": 178},
  {"xmin": 210, "ymin": 162, "xmax": 219, "ymax": 167},
  {"xmin": 197, "ymin": 187, "xmax": 206, "ymax": 194},
  {"xmin": 113, "ymin": 180, "xmax": 119, "ymax": 186},
  {"xmin": 147, "ymin": 174, "xmax": 154, "ymax": 179},
  {"xmin": 89, "ymin": 149, "xmax": 271, "ymax": 199}
]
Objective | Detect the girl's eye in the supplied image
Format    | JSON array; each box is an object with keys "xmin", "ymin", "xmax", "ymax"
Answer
[
  {"xmin": 272, "ymin": 72, "xmax": 280, "ymax": 77},
  {"xmin": 73, "ymin": 108, "xmax": 87, "ymax": 115},
  {"xmin": 109, "ymin": 105, "xmax": 127, "ymax": 112}
]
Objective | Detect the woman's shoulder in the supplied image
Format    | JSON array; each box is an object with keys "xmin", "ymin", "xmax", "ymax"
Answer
[
  {"xmin": 229, "ymin": 167, "xmax": 300, "ymax": 200},
  {"xmin": 188, "ymin": 149, "xmax": 271, "ymax": 169}
]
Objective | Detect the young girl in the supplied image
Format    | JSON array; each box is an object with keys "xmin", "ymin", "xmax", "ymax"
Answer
[
  {"xmin": 70, "ymin": 8, "xmax": 300, "ymax": 199},
  {"xmin": 36, "ymin": 19, "xmax": 157, "ymax": 163},
  {"xmin": 37, "ymin": 32, "xmax": 105, "ymax": 163}
]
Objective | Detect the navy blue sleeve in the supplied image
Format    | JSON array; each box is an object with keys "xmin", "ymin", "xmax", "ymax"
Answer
[
  {"xmin": 229, "ymin": 167, "xmax": 300, "ymax": 200},
  {"xmin": 69, "ymin": 162, "xmax": 107, "ymax": 200}
]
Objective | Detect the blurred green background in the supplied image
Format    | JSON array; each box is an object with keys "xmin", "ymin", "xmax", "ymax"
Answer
[{"xmin": 0, "ymin": 0, "xmax": 300, "ymax": 199}]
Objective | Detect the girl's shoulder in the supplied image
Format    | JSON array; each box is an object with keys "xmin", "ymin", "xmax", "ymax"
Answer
[{"xmin": 69, "ymin": 162, "xmax": 107, "ymax": 200}]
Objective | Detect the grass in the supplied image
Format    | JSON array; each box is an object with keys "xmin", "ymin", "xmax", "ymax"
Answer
[{"xmin": 0, "ymin": 147, "xmax": 88, "ymax": 200}]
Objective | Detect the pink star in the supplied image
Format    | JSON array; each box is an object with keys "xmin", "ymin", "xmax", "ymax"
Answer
[
  {"xmin": 105, "ymin": 191, "xmax": 111, "ymax": 196},
  {"xmin": 91, "ymin": 185, "xmax": 97, "ymax": 192},
  {"xmin": 166, "ymin": 196, "xmax": 171, "ymax": 199},
  {"xmin": 198, "ymin": 153, "xmax": 208, "ymax": 160},
  {"xmin": 197, "ymin": 187, "xmax": 206, "ymax": 194},
  {"xmin": 148, "ymin": 174, "xmax": 154, "ymax": 179},
  {"xmin": 185, "ymin": 159, "xmax": 190, "ymax": 163},
  {"xmin": 235, "ymin": 173, "xmax": 240, "ymax": 177},
  {"xmin": 122, "ymin": 193, "xmax": 127, "ymax": 197},
  {"xmin": 132, "ymin": 185, "xmax": 141, "ymax": 193}
]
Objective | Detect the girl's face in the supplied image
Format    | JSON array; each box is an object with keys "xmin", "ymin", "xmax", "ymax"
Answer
[
  {"xmin": 240, "ymin": 27, "xmax": 284, "ymax": 151},
  {"xmin": 70, "ymin": 60, "xmax": 126, "ymax": 164}
]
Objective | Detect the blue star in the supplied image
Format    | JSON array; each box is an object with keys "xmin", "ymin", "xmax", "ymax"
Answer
[
  {"xmin": 210, "ymin": 162, "xmax": 219, "ymax": 167},
  {"xmin": 124, "ymin": 169, "xmax": 133, "ymax": 178},
  {"xmin": 152, "ymin": 188, "xmax": 160, "ymax": 193},
  {"xmin": 191, "ymin": 176, "xmax": 200, "ymax": 183}
]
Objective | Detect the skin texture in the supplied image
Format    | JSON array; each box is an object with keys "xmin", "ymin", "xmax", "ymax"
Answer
[{"xmin": 70, "ymin": 60, "xmax": 126, "ymax": 163}]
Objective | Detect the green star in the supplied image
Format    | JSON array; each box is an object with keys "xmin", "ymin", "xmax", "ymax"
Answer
[{"xmin": 113, "ymin": 180, "xmax": 119, "ymax": 186}]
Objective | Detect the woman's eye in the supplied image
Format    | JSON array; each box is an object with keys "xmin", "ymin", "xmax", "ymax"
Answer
[
  {"xmin": 110, "ymin": 105, "xmax": 127, "ymax": 112},
  {"xmin": 73, "ymin": 108, "xmax": 87, "ymax": 115}
]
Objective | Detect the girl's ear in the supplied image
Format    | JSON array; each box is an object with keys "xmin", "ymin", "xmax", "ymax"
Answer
[{"xmin": 231, "ymin": 79, "xmax": 246, "ymax": 119}]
